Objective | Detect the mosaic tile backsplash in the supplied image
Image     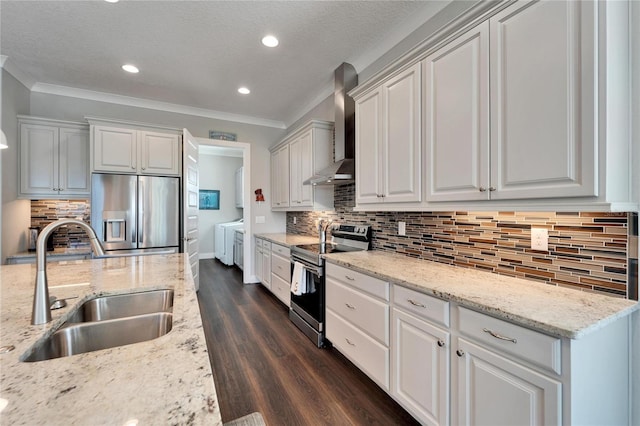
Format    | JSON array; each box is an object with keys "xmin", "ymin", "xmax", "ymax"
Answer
[
  {"xmin": 287, "ymin": 184, "xmax": 632, "ymax": 298},
  {"xmin": 31, "ymin": 200, "xmax": 92, "ymax": 248}
]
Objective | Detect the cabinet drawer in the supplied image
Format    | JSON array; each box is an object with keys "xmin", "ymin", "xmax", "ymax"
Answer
[
  {"xmin": 326, "ymin": 278, "xmax": 389, "ymax": 345},
  {"xmin": 458, "ymin": 307, "xmax": 561, "ymax": 374},
  {"xmin": 271, "ymin": 253, "xmax": 290, "ymax": 281},
  {"xmin": 271, "ymin": 273, "xmax": 291, "ymax": 307},
  {"xmin": 271, "ymin": 243, "xmax": 290, "ymax": 258},
  {"xmin": 326, "ymin": 309, "xmax": 389, "ymax": 391},
  {"xmin": 394, "ymin": 285, "xmax": 449, "ymax": 327},
  {"xmin": 256, "ymin": 238, "xmax": 263, "ymax": 248},
  {"xmin": 326, "ymin": 263, "xmax": 389, "ymax": 301}
]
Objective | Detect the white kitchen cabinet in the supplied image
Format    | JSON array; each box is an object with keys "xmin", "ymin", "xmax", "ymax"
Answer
[
  {"xmin": 270, "ymin": 120, "xmax": 333, "ymax": 211},
  {"xmin": 19, "ymin": 116, "xmax": 90, "ymax": 199},
  {"xmin": 426, "ymin": 1, "xmax": 596, "ymax": 203},
  {"xmin": 326, "ymin": 263, "xmax": 390, "ymax": 391},
  {"xmin": 233, "ymin": 230, "xmax": 244, "ymax": 270},
  {"xmin": 270, "ymin": 144, "xmax": 290, "ymax": 209},
  {"xmin": 255, "ymin": 237, "xmax": 271, "ymax": 289},
  {"xmin": 354, "ymin": 63, "xmax": 421, "ymax": 206},
  {"xmin": 89, "ymin": 119, "xmax": 181, "ymax": 176},
  {"xmin": 424, "ymin": 22, "xmax": 489, "ymax": 202},
  {"xmin": 270, "ymin": 243, "xmax": 290, "ymax": 306}
]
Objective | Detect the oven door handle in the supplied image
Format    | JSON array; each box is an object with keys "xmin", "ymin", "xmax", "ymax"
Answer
[{"xmin": 291, "ymin": 257, "xmax": 323, "ymax": 277}]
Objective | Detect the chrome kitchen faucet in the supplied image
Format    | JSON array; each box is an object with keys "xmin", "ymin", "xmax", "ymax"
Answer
[{"xmin": 31, "ymin": 218, "xmax": 105, "ymax": 325}]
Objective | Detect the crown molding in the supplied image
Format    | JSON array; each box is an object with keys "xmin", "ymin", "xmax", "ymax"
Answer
[
  {"xmin": 0, "ymin": 55, "xmax": 36, "ymax": 89},
  {"xmin": 31, "ymin": 83, "xmax": 286, "ymax": 129}
]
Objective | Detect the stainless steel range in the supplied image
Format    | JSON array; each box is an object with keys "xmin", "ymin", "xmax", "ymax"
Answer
[{"xmin": 289, "ymin": 223, "xmax": 371, "ymax": 347}]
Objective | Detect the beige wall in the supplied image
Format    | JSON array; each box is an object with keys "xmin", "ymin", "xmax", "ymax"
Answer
[{"xmin": 1, "ymin": 69, "xmax": 31, "ymax": 263}]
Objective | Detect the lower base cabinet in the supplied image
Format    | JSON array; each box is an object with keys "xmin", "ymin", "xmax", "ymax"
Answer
[
  {"xmin": 326, "ymin": 262, "xmax": 632, "ymax": 426},
  {"xmin": 392, "ymin": 308, "xmax": 449, "ymax": 426}
]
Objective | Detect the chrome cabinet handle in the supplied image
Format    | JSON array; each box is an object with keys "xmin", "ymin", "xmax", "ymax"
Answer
[
  {"xmin": 408, "ymin": 299, "xmax": 426, "ymax": 308},
  {"xmin": 489, "ymin": 187, "xmax": 496, "ymax": 191},
  {"xmin": 479, "ymin": 187, "xmax": 487, "ymax": 192},
  {"xmin": 345, "ymin": 338, "xmax": 355, "ymax": 346},
  {"xmin": 456, "ymin": 349, "xmax": 465, "ymax": 357},
  {"xmin": 344, "ymin": 275, "xmax": 355, "ymax": 281},
  {"xmin": 58, "ymin": 188, "xmax": 64, "ymax": 191},
  {"xmin": 483, "ymin": 328, "xmax": 517, "ymax": 343},
  {"xmin": 345, "ymin": 303, "xmax": 355, "ymax": 310},
  {"xmin": 437, "ymin": 340, "xmax": 445, "ymax": 347}
]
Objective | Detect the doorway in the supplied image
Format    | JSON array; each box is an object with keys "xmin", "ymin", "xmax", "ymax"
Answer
[{"xmin": 197, "ymin": 138, "xmax": 252, "ymax": 283}]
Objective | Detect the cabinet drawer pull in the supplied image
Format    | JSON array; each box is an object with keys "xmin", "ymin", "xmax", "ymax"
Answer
[
  {"xmin": 483, "ymin": 328, "xmax": 517, "ymax": 343},
  {"xmin": 345, "ymin": 338, "xmax": 355, "ymax": 346},
  {"xmin": 437, "ymin": 340, "xmax": 445, "ymax": 347},
  {"xmin": 344, "ymin": 275, "xmax": 355, "ymax": 281},
  {"xmin": 479, "ymin": 187, "xmax": 487, "ymax": 192},
  {"xmin": 345, "ymin": 303, "xmax": 355, "ymax": 310},
  {"xmin": 408, "ymin": 299, "xmax": 426, "ymax": 308},
  {"xmin": 489, "ymin": 187, "xmax": 496, "ymax": 192},
  {"xmin": 456, "ymin": 349, "xmax": 465, "ymax": 357}
]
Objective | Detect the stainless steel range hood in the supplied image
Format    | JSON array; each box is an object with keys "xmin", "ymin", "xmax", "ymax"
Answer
[{"xmin": 303, "ymin": 63, "xmax": 358, "ymax": 186}]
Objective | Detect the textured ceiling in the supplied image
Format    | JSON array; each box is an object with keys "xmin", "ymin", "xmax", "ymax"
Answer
[{"xmin": 0, "ymin": 0, "xmax": 448, "ymax": 127}]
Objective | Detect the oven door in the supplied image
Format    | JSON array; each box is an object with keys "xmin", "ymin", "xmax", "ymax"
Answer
[{"xmin": 290, "ymin": 257, "xmax": 324, "ymax": 333}]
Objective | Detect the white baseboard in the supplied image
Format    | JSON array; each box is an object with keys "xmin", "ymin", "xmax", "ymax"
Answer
[{"xmin": 200, "ymin": 252, "xmax": 215, "ymax": 260}]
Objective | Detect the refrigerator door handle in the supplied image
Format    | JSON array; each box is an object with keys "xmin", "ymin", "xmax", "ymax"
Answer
[{"xmin": 138, "ymin": 179, "xmax": 144, "ymax": 244}]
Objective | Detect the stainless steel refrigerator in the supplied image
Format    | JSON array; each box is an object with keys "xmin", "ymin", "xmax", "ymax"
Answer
[{"xmin": 91, "ymin": 173, "xmax": 179, "ymax": 255}]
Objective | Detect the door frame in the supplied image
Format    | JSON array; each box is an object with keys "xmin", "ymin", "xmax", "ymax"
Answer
[{"xmin": 196, "ymin": 137, "xmax": 252, "ymax": 284}]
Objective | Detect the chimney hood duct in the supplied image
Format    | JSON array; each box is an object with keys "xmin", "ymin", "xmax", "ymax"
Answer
[{"xmin": 303, "ymin": 63, "xmax": 357, "ymax": 186}]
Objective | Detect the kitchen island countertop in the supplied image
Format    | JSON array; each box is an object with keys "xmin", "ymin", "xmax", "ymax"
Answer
[
  {"xmin": 0, "ymin": 253, "xmax": 221, "ymax": 425},
  {"xmin": 324, "ymin": 250, "xmax": 639, "ymax": 339}
]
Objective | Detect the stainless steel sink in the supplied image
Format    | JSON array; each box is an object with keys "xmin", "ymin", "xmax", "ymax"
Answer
[
  {"xmin": 21, "ymin": 289, "xmax": 175, "ymax": 362},
  {"xmin": 21, "ymin": 312, "xmax": 173, "ymax": 362},
  {"xmin": 66, "ymin": 289, "xmax": 174, "ymax": 323}
]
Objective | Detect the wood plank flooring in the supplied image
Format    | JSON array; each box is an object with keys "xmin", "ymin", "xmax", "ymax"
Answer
[{"xmin": 197, "ymin": 259, "xmax": 419, "ymax": 425}]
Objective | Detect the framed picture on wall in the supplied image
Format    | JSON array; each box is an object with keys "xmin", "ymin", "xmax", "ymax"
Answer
[{"xmin": 199, "ymin": 190, "xmax": 220, "ymax": 210}]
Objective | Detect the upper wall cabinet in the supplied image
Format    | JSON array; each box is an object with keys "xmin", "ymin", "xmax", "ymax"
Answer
[
  {"xmin": 270, "ymin": 120, "xmax": 333, "ymax": 212},
  {"xmin": 18, "ymin": 116, "xmax": 90, "ymax": 199},
  {"xmin": 354, "ymin": 62, "xmax": 422, "ymax": 206},
  {"xmin": 88, "ymin": 118, "xmax": 181, "ymax": 176},
  {"xmin": 426, "ymin": 1, "xmax": 596, "ymax": 202},
  {"xmin": 351, "ymin": 0, "xmax": 634, "ymax": 212}
]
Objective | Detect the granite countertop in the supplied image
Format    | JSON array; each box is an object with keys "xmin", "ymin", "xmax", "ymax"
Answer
[
  {"xmin": 0, "ymin": 253, "xmax": 221, "ymax": 425},
  {"xmin": 255, "ymin": 233, "xmax": 318, "ymax": 247},
  {"xmin": 7, "ymin": 247, "xmax": 92, "ymax": 259},
  {"xmin": 323, "ymin": 251, "xmax": 639, "ymax": 339}
]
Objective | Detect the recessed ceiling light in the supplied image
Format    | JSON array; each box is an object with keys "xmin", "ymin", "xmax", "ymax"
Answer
[
  {"xmin": 104, "ymin": 0, "xmax": 119, "ymax": 3},
  {"xmin": 238, "ymin": 87, "xmax": 251, "ymax": 95},
  {"xmin": 122, "ymin": 64, "xmax": 139, "ymax": 73},
  {"xmin": 261, "ymin": 35, "xmax": 279, "ymax": 48}
]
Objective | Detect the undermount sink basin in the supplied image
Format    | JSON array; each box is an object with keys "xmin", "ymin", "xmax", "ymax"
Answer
[
  {"xmin": 66, "ymin": 289, "xmax": 174, "ymax": 323},
  {"xmin": 21, "ymin": 313, "xmax": 173, "ymax": 362},
  {"xmin": 21, "ymin": 289, "xmax": 175, "ymax": 362}
]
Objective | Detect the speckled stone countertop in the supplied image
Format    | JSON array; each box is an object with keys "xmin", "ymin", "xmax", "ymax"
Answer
[
  {"xmin": 255, "ymin": 233, "xmax": 317, "ymax": 247},
  {"xmin": 6, "ymin": 247, "xmax": 92, "ymax": 262},
  {"xmin": 324, "ymin": 251, "xmax": 639, "ymax": 339},
  {"xmin": 0, "ymin": 253, "xmax": 221, "ymax": 425}
]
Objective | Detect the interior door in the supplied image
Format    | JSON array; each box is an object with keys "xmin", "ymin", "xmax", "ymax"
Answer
[{"xmin": 183, "ymin": 128, "xmax": 200, "ymax": 290}]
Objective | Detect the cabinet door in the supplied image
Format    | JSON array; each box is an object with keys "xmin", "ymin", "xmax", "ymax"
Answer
[
  {"xmin": 93, "ymin": 126, "xmax": 137, "ymax": 173},
  {"xmin": 262, "ymin": 249, "xmax": 271, "ymax": 287},
  {"xmin": 255, "ymin": 244, "xmax": 263, "ymax": 283},
  {"xmin": 425, "ymin": 22, "xmax": 489, "ymax": 202},
  {"xmin": 272, "ymin": 145, "xmax": 290, "ymax": 208},
  {"xmin": 355, "ymin": 88, "xmax": 383, "ymax": 204},
  {"xmin": 59, "ymin": 127, "xmax": 90, "ymax": 195},
  {"xmin": 289, "ymin": 130, "xmax": 313, "ymax": 207},
  {"xmin": 20, "ymin": 123, "xmax": 58, "ymax": 195},
  {"xmin": 392, "ymin": 308, "xmax": 449, "ymax": 426},
  {"xmin": 382, "ymin": 62, "xmax": 422, "ymax": 203},
  {"xmin": 489, "ymin": 0, "xmax": 596, "ymax": 200},
  {"xmin": 139, "ymin": 131, "xmax": 180, "ymax": 176},
  {"xmin": 455, "ymin": 338, "xmax": 561, "ymax": 426}
]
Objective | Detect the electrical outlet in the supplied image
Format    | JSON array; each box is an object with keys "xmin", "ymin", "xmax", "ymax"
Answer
[
  {"xmin": 293, "ymin": 216, "xmax": 297, "ymax": 225},
  {"xmin": 255, "ymin": 216, "xmax": 265, "ymax": 224},
  {"xmin": 531, "ymin": 227, "xmax": 549, "ymax": 251},
  {"xmin": 398, "ymin": 221, "xmax": 406, "ymax": 236}
]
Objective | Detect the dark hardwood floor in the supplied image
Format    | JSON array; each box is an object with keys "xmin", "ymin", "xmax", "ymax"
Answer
[{"xmin": 197, "ymin": 259, "xmax": 419, "ymax": 426}]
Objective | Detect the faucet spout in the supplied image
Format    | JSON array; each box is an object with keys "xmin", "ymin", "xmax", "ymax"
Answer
[{"xmin": 32, "ymin": 218, "xmax": 105, "ymax": 325}]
